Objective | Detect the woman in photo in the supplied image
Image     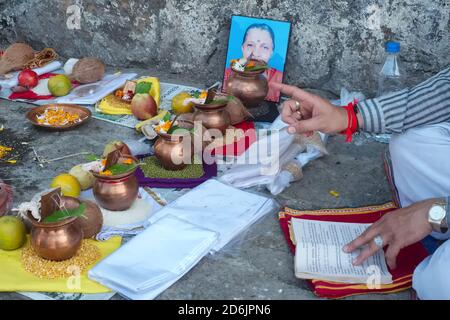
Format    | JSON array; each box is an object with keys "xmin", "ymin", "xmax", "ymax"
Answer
[{"xmin": 224, "ymin": 23, "xmax": 283, "ymax": 102}]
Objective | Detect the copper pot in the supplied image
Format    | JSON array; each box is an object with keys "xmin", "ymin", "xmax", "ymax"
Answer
[
  {"xmin": 28, "ymin": 197, "xmax": 83, "ymax": 261},
  {"xmin": 92, "ymin": 155, "xmax": 139, "ymax": 211},
  {"xmin": 154, "ymin": 120, "xmax": 194, "ymax": 171},
  {"xmin": 193, "ymin": 101, "xmax": 231, "ymax": 134},
  {"xmin": 224, "ymin": 60, "xmax": 269, "ymax": 109}
]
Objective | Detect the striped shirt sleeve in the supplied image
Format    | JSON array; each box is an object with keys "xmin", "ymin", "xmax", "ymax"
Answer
[{"xmin": 357, "ymin": 68, "xmax": 450, "ymax": 133}]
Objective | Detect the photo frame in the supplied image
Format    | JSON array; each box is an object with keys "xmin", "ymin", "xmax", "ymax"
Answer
[{"xmin": 222, "ymin": 15, "xmax": 292, "ymax": 104}]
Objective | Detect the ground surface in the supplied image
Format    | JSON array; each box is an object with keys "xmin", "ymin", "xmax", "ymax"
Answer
[{"xmin": 0, "ymin": 69, "xmax": 412, "ymax": 300}]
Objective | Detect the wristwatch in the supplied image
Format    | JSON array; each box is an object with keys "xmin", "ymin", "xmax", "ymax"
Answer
[{"xmin": 428, "ymin": 199, "xmax": 449, "ymax": 233}]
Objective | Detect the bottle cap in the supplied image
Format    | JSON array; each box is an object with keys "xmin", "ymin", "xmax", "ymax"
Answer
[{"xmin": 385, "ymin": 41, "xmax": 400, "ymax": 53}]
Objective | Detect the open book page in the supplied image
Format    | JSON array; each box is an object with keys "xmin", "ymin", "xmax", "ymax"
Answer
[{"xmin": 292, "ymin": 218, "xmax": 392, "ymax": 284}]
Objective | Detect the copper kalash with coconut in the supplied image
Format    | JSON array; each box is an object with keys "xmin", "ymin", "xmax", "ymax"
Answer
[
  {"xmin": 90, "ymin": 147, "xmax": 139, "ymax": 211},
  {"xmin": 224, "ymin": 58, "xmax": 269, "ymax": 109},
  {"xmin": 21, "ymin": 188, "xmax": 103, "ymax": 261}
]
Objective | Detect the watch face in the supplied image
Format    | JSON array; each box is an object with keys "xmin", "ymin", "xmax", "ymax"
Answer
[{"xmin": 430, "ymin": 205, "xmax": 446, "ymax": 221}]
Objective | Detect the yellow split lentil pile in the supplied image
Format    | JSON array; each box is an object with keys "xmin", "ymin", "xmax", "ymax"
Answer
[
  {"xmin": 36, "ymin": 107, "xmax": 81, "ymax": 126},
  {"xmin": 21, "ymin": 240, "xmax": 101, "ymax": 279}
]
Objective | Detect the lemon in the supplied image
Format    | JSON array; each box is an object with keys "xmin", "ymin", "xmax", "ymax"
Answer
[
  {"xmin": 48, "ymin": 74, "xmax": 72, "ymax": 97},
  {"xmin": 171, "ymin": 91, "xmax": 194, "ymax": 114},
  {"xmin": 50, "ymin": 173, "xmax": 81, "ymax": 197},
  {"xmin": 0, "ymin": 216, "xmax": 26, "ymax": 251}
]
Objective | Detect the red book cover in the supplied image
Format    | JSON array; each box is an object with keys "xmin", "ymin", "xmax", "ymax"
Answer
[{"xmin": 278, "ymin": 203, "xmax": 429, "ymax": 299}]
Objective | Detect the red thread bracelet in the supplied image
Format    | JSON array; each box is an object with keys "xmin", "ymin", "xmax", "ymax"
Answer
[{"xmin": 340, "ymin": 99, "xmax": 359, "ymax": 143}]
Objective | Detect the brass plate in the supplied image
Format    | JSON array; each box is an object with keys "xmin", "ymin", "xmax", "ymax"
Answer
[{"xmin": 26, "ymin": 104, "xmax": 91, "ymax": 130}]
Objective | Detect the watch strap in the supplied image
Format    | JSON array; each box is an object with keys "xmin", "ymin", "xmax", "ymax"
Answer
[{"xmin": 443, "ymin": 196, "xmax": 450, "ymax": 233}]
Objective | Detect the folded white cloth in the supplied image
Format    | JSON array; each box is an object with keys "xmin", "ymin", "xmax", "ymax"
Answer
[
  {"xmin": 80, "ymin": 188, "xmax": 163, "ymax": 241},
  {"xmin": 0, "ymin": 61, "xmax": 62, "ymax": 88},
  {"xmin": 148, "ymin": 179, "xmax": 279, "ymax": 252},
  {"xmin": 89, "ymin": 215, "xmax": 218, "ymax": 300}
]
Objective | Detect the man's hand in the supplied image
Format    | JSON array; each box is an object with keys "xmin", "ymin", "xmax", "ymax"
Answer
[
  {"xmin": 271, "ymin": 82, "xmax": 350, "ymax": 135},
  {"xmin": 343, "ymin": 199, "xmax": 436, "ymax": 269}
]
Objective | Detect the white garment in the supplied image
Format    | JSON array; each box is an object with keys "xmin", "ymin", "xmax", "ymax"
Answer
[
  {"xmin": 389, "ymin": 122, "xmax": 450, "ymax": 208},
  {"xmin": 389, "ymin": 122, "xmax": 450, "ymax": 299}
]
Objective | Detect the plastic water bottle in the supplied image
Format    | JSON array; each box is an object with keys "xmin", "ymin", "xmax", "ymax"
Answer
[
  {"xmin": 377, "ymin": 41, "xmax": 403, "ymax": 96},
  {"xmin": 367, "ymin": 41, "xmax": 404, "ymax": 144}
]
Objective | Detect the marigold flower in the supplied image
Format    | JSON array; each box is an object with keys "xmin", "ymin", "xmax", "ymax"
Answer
[
  {"xmin": 100, "ymin": 170, "xmax": 112, "ymax": 176},
  {"xmin": 122, "ymin": 158, "xmax": 133, "ymax": 165}
]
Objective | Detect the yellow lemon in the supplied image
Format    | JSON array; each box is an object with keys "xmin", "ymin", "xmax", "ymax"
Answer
[
  {"xmin": 171, "ymin": 91, "xmax": 194, "ymax": 114},
  {"xmin": 0, "ymin": 216, "xmax": 26, "ymax": 251},
  {"xmin": 50, "ymin": 173, "xmax": 81, "ymax": 197}
]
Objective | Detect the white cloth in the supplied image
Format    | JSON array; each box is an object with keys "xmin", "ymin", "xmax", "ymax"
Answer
[
  {"xmin": 220, "ymin": 116, "xmax": 327, "ymax": 195},
  {"xmin": 0, "ymin": 61, "xmax": 62, "ymax": 88},
  {"xmin": 148, "ymin": 179, "xmax": 279, "ymax": 252},
  {"xmin": 89, "ymin": 215, "xmax": 218, "ymax": 300},
  {"xmin": 388, "ymin": 122, "xmax": 450, "ymax": 299}
]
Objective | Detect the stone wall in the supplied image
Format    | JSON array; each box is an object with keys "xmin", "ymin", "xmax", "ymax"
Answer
[{"xmin": 1, "ymin": 0, "xmax": 449, "ymax": 97}]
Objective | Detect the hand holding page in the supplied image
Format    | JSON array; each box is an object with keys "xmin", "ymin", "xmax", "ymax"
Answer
[{"xmin": 292, "ymin": 218, "xmax": 392, "ymax": 284}]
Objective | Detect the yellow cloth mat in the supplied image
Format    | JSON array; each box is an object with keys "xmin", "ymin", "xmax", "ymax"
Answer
[{"xmin": 0, "ymin": 236, "xmax": 121, "ymax": 294}]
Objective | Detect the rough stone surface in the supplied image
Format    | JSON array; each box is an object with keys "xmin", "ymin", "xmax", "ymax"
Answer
[
  {"xmin": 1, "ymin": 0, "xmax": 449, "ymax": 96},
  {"xmin": 0, "ymin": 67, "xmax": 413, "ymax": 300}
]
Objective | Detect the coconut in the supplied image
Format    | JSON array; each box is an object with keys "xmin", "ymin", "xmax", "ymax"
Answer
[
  {"xmin": 75, "ymin": 200, "xmax": 103, "ymax": 239},
  {"xmin": 0, "ymin": 43, "xmax": 35, "ymax": 75},
  {"xmin": 217, "ymin": 94, "xmax": 253, "ymax": 125},
  {"xmin": 70, "ymin": 57, "xmax": 105, "ymax": 84},
  {"xmin": 69, "ymin": 164, "xmax": 95, "ymax": 190},
  {"xmin": 102, "ymin": 141, "xmax": 132, "ymax": 158}
]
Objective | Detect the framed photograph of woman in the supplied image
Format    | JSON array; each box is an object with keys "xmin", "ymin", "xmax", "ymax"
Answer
[{"xmin": 223, "ymin": 15, "xmax": 292, "ymax": 104}]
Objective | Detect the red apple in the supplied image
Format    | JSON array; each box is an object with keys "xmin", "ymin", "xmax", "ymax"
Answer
[
  {"xmin": 131, "ymin": 93, "xmax": 157, "ymax": 120},
  {"xmin": 18, "ymin": 69, "xmax": 38, "ymax": 89}
]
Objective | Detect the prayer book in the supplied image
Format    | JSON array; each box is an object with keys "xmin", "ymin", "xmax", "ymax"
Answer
[{"xmin": 291, "ymin": 218, "xmax": 393, "ymax": 284}]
